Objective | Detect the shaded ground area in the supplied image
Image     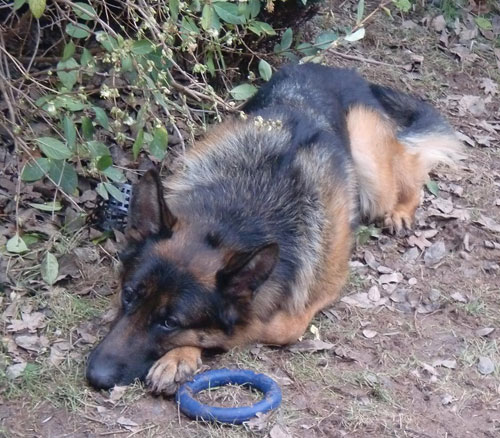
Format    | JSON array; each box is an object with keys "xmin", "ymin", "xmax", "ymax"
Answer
[{"xmin": 1, "ymin": 1, "xmax": 500, "ymax": 437}]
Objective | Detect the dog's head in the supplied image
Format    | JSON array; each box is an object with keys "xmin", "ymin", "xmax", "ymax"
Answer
[{"xmin": 86, "ymin": 170, "xmax": 278, "ymax": 389}]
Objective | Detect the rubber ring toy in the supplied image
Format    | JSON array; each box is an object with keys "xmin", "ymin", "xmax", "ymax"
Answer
[{"xmin": 175, "ymin": 368, "xmax": 282, "ymax": 424}]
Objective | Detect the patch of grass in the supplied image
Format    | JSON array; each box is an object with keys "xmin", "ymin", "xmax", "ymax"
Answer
[
  {"xmin": 4, "ymin": 357, "xmax": 82, "ymax": 407},
  {"xmin": 460, "ymin": 338, "xmax": 499, "ymax": 374},
  {"xmin": 43, "ymin": 289, "xmax": 108, "ymax": 334},
  {"xmin": 462, "ymin": 298, "xmax": 486, "ymax": 316}
]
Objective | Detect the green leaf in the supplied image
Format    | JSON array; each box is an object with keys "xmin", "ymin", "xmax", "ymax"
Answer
[
  {"xmin": 63, "ymin": 116, "xmax": 76, "ymax": 150},
  {"xmin": 132, "ymin": 40, "xmax": 154, "ymax": 55},
  {"xmin": 213, "ymin": 2, "xmax": 245, "ymax": 25},
  {"xmin": 249, "ymin": 21, "xmax": 276, "ymax": 36},
  {"xmin": 21, "ymin": 158, "xmax": 50, "ymax": 182},
  {"xmin": 57, "ymin": 57, "xmax": 79, "ymax": 90},
  {"xmin": 392, "ymin": 0, "xmax": 411, "ymax": 13},
  {"xmin": 91, "ymin": 231, "xmax": 112, "ymax": 245},
  {"xmin": 6, "ymin": 234, "xmax": 28, "ymax": 254},
  {"xmin": 133, "ymin": 129, "xmax": 144, "ymax": 160},
  {"xmin": 92, "ymin": 106, "xmax": 109, "ymax": 129},
  {"xmin": 258, "ymin": 59, "xmax": 272, "ymax": 81},
  {"xmin": 41, "ymin": 252, "xmax": 59, "ymax": 285},
  {"xmin": 80, "ymin": 48, "xmax": 94, "ymax": 67},
  {"xmin": 315, "ymin": 31, "xmax": 338, "ymax": 50},
  {"xmin": 96, "ymin": 32, "xmax": 119, "ymax": 52},
  {"xmin": 49, "ymin": 160, "xmax": 78, "ymax": 195},
  {"xmin": 103, "ymin": 182, "xmax": 125, "ymax": 203},
  {"xmin": 296, "ymin": 42, "xmax": 319, "ymax": 56},
  {"xmin": 356, "ymin": 224, "xmax": 380, "ymax": 245},
  {"xmin": 72, "ymin": 2, "xmax": 96, "ymax": 20},
  {"xmin": 120, "ymin": 53, "xmax": 133, "ymax": 72},
  {"xmin": 96, "ymin": 182, "xmax": 109, "ymax": 200},
  {"xmin": 149, "ymin": 127, "xmax": 168, "ymax": 160},
  {"xmin": 280, "ymin": 28, "xmax": 293, "ymax": 50},
  {"xmin": 28, "ymin": 0, "xmax": 45, "ymax": 19},
  {"xmin": 356, "ymin": 0, "xmax": 365, "ymax": 24},
  {"xmin": 61, "ymin": 41, "xmax": 75, "ymax": 61},
  {"xmin": 14, "ymin": 0, "xmax": 27, "ymax": 11},
  {"xmin": 475, "ymin": 17, "xmax": 492, "ymax": 30},
  {"xmin": 22, "ymin": 233, "xmax": 41, "ymax": 246},
  {"xmin": 426, "ymin": 180, "xmax": 439, "ymax": 197},
  {"xmin": 81, "ymin": 116, "xmax": 94, "ymax": 140},
  {"xmin": 96, "ymin": 155, "xmax": 112, "ymax": 171},
  {"xmin": 36, "ymin": 137, "xmax": 72, "ymax": 160},
  {"xmin": 87, "ymin": 141, "xmax": 110, "ymax": 158},
  {"xmin": 230, "ymin": 83, "xmax": 258, "ymax": 101},
  {"xmin": 65, "ymin": 23, "xmax": 91, "ymax": 39},
  {"xmin": 102, "ymin": 166, "xmax": 126, "ymax": 183},
  {"xmin": 345, "ymin": 27, "xmax": 365, "ymax": 42},
  {"xmin": 248, "ymin": 0, "xmax": 261, "ymax": 18},
  {"xmin": 56, "ymin": 95, "xmax": 86, "ymax": 111},
  {"xmin": 201, "ymin": 5, "xmax": 220, "ymax": 31},
  {"xmin": 180, "ymin": 16, "xmax": 200, "ymax": 35},
  {"xmin": 169, "ymin": 0, "xmax": 179, "ymax": 20},
  {"xmin": 206, "ymin": 53, "xmax": 215, "ymax": 77},
  {"xmin": 28, "ymin": 201, "xmax": 63, "ymax": 212}
]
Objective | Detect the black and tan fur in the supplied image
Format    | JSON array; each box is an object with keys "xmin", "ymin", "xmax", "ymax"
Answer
[{"xmin": 86, "ymin": 64, "xmax": 462, "ymax": 394}]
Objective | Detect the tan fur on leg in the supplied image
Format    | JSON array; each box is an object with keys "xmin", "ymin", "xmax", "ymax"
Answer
[{"xmin": 146, "ymin": 346, "xmax": 202, "ymax": 395}]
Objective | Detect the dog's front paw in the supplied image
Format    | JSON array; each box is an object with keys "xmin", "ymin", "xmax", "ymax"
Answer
[
  {"xmin": 146, "ymin": 347, "xmax": 202, "ymax": 395},
  {"xmin": 384, "ymin": 210, "xmax": 413, "ymax": 234}
]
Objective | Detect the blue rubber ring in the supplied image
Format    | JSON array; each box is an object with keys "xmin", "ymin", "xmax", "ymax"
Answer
[{"xmin": 175, "ymin": 368, "xmax": 282, "ymax": 424}]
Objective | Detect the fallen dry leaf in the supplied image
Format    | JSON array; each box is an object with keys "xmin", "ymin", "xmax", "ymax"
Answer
[
  {"xmin": 432, "ymin": 198, "xmax": 454, "ymax": 214},
  {"xmin": 479, "ymin": 77, "xmax": 498, "ymax": 95},
  {"xmin": 420, "ymin": 362, "xmax": 438, "ymax": 376},
  {"xmin": 270, "ymin": 425, "xmax": 290, "ymax": 438},
  {"xmin": 456, "ymin": 131, "xmax": 475, "ymax": 146},
  {"xmin": 246, "ymin": 412, "xmax": 271, "ymax": 431},
  {"xmin": 364, "ymin": 250, "xmax": 379, "ymax": 270},
  {"xmin": 379, "ymin": 272, "xmax": 403, "ymax": 284},
  {"xmin": 7, "ymin": 312, "xmax": 45, "ymax": 333},
  {"xmin": 368, "ymin": 286, "xmax": 380, "ymax": 302},
  {"xmin": 6, "ymin": 362, "xmax": 27, "ymax": 379},
  {"xmin": 475, "ymin": 327, "xmax": 494, "ymax": 337},
  {"xmin": 474, "ymin": 215, "xmax": 500, "ymax": 233},
  {"xmin": 441, "ymin": 393, "xmax": 453, "ymax": 405},
  {"xmin": 390, "ymin": 289, "xmax": 408, "ymax": 303},
  {"xmin": 484, "ymin": 240, "xmax": 500, "ymax": 249},
  {"xmin": 458, "ymin": 95, "xmax": 487, "ymax": 117},
  {"xmin": 288, "ymin": 339, "xmax": 334, "ymax": 353},
  {"xmin": 15, "ymin": 335, "xmax": 41, "ymax": 352},
  {"xmin": 108, "ymin": 386, "xmax": 128, "ymax": 403},
  {"xmin": 433, "ymin": 359, "xmax": 457, "ymax": 369},
  {"xmin": 341, "ymin": 292, "xmax": 375, "ymax": 309},
  {"xmin": 424, "ymin": 240, "xmax": 446, "ymax": 266},
  {"xmin": 377, "ymin": 265, "xmax": 393, "ymax": 274},
  {"xmin": 477, "ymin": 357, "xmax": 495, "ymax": 375},
  {"xmin": 362, "ymin": 329, "xmax": 378, "ymax": 339},
  {"xmin": 116, "ymin": 416, "xmax": 138, "ymax": 428},
  {"xmin": 432, "ymin": 15, "xmax": 446, "ymax": 32},
  {"xmin": 408, "ymin": 234, "xmax": 432, "ymax": 251},
  {"xmin": 451, "ymin": 292, "xmax": 467, "ymax": 303}
]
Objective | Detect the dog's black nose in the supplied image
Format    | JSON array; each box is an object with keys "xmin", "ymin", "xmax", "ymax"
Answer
[{"xmin": 86, "ymin": 360, "xmax": 117, "ymax": 390}]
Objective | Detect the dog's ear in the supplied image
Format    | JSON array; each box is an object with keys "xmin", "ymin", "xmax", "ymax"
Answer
[
  {"xmin": 126, "ymin": 169, "xmax": 177, "ymax": 241},
  {"xmin": 216, "ymin": 242, "xmax": 279, "ymax": 333}
]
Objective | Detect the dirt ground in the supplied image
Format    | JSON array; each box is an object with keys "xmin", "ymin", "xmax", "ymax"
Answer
[{"xmin": 2, "ymin": 1, "xmax": 500, "ymax": 437}]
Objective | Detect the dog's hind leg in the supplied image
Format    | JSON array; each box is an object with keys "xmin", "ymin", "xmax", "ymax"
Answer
[{"xmin": 347, "ymin": 106, "xmax": 429, "ymax": 233}]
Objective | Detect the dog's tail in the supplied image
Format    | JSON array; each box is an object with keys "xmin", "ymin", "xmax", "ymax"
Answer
[{"xmin": 370, "ymin": 84, "xmax": 464, "ymax": 171}]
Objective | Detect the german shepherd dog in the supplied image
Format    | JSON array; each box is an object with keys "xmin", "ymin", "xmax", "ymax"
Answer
[{"xmin": 86, "ymin": 64, "xmax": 462, "ymax": 394}]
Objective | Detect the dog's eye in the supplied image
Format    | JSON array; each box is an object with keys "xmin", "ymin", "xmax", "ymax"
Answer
[
  {"xmin": 163, "ymin": 317, "xmax": 179, "ymax": 331},
  {"xmin": 122, "ymin": 286, "xmax": 135, "ymax": 306}
]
